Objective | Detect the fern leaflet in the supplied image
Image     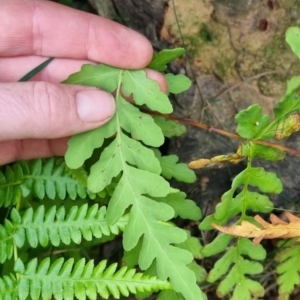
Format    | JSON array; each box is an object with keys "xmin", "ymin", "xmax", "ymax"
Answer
[
  {"xmin": 0, "ymin": 204, "xmax": 128, "ymax": 263},
  {"xmin": 12, "ymin": 258, "xmax": 171, "ymax": 300},
  {"xmin": 153, "ymin": 150, "xmax": 197, "ymax": 183},
  {"xmin": 0, "ymin": 274, "xmax": 17, "ymax": 300},
  {"xmin": 203, "ymin": 237, "xmax": 265, "ymax": 299},
  {"xmin": 275, "ymin": 239, "xmax": 300, "ymax": 300},
  {"xmin": 0, "ymin": 158, "xmax": 95, "ymax": 207}
]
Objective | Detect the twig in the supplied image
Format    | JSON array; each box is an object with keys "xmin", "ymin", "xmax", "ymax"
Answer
[{"xmin": 148, "ymin": 111, "xmax": 300, "ymax": 157}]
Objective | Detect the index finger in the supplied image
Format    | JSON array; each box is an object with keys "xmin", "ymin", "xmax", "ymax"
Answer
[{"xmin": 0, "ymin": 0, "xmax": 153, "ymax": 68}]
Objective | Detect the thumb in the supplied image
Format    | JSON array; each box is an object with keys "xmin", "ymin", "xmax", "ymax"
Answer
[{"xmin": 0, "ymin": 82, "xmax": 115, "ymax": 141}]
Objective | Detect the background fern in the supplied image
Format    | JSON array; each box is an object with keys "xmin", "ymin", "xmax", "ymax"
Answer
[
  {"xmin": 0, "ymin": 204, "xmax": 128, "ymax": 264},
  {"xmin": 0, "ymin": 158, "xmax": 96, "ymax": 207},
  {"xmin": 198, "ymin": 27, "xmax": 300, "ymax": 299},
  {"xmin": 275, "ymin": 239, "xmax": 300, "ymax": 300},
  {"xmin": 203, "ymin": 237, "xmax": 266, "ymax": 299},
  {"xmin": 0, "ymin": 274, "xmax": 17, "ymax": 300},
  {"xmin": 11, "ymin": 258, "xmax": 171, "ymax": 300}
]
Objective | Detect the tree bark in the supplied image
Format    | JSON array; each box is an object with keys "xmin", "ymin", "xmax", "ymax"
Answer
[{"xmin": 88, "ymin": 0, "xmax": 169, "ymax": 45}]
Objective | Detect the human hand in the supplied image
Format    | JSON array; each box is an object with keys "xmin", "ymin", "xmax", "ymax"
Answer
[{"xmin": 0, "ymin": 0, "xmax": 166, "ymax": 165}]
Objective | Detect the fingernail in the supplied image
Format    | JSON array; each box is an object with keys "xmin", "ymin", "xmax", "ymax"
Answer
[{"xmin": 76, "ymin": 89, "xmax": 115, "ymax": 123}]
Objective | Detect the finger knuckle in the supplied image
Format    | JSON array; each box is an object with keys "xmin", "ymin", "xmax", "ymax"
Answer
[{"xmin": 31, "ymin": 82, "xmax": 71, "ymax": 129}]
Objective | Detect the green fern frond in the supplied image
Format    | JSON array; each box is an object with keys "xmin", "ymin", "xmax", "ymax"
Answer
[
  {"xmin": 12, "ymin": 258, "xmax": 171, "ymax": 300},
  {"xmin": 200, "ymin": 167, "xmax": 279, "ymax": 230},
  {"xmin": 275, "ymin": 239, "xmax": 300, "ymax": 300},
  {"xmin": 64, "ymin": 64, "xmax": 203, "ymax": 300},
  {"xmin": 199, "ymin": 103, "xmax": 284, "ymax": 299},
  {"xmin": 203, "ymin": 237, "xmax": 265, "ymax": 299},
  {"xmin": 0, "ymin": 204, "xmax": 128, "ymax": 263},
  {"xmin": 0, "ymin": 274, "xmax": 17, "ymax": 300},
  {"xmin": 0, "ymin": 158, "xmax": 95, "ymax": 207},
  {"xmin": 0, "ymin": 219, "xmax": 15, "ymax": 263}
]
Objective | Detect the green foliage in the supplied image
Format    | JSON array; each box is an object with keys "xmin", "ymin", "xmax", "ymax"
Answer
[
  {"xmin": 235, "ymin": 104, "xmax": 271, "ymax": 139},
  {"xmin": 153, "ymin": 150, "xmax": 197, "ymax": 183},
  {"xmin": 0, "ymin": 274, "xmax": 16, "ymax": 300},
  {"xmin": 0, "ymin": 158, "xmax": 96, "ymax": 207},
  {"xmin": 0, "ymin": 48, "xmax": 205, "ymax": 300},
  {"xmin": 0, "ymin": 204, "xmax": 128, "ymax": 263},
  {"xmin": 12, "ymin": 257, "xmax": 171, "ymax": 300},
  {"xmin": 4, "ymin": 25, "xmax": 300, "ymax": 300},
  {"xmin": 153, "ymin": 116, "xmax": 186, "ymax": 138},
  {"xmin": 147, "ymin": 48, "xmax": 185, "ymax": 71},
  {"xmin": 63, "ymin": 61, "xmax": 203, "ymax": 300},
  {"xmin": 275, "ymin": 239, "xmax": 300, "ymax": 300},
  {"xmin": 200, "ymin": 93, "xmax": 296, "ymax": 297},
  {"xmin": 205, "ymin": 238, "xmax": 266, "ymax": 299},
  {"xmin": 176, "ymin": 233, "xmax": 204, "ymax": 260},
  {"xmin": 199, "ymin": 25, "xmax": 300, "ymax": 300},
  {"xmin": 154, "ymin": 192, "xmax": 201, "ymax": 221},
  {"xmin": 286, "ymin": 27, "xmax": 300, "ymax": 59},
  {"xmin": 165, "ymin": 73, "xmax": 191, "ymax": 94}
]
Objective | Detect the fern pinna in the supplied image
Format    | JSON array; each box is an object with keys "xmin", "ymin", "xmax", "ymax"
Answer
[{"xmin": 0, "ymin": 49, "xmax": 205, "ymax": 300}]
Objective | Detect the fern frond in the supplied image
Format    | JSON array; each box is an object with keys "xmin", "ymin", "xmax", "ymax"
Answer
[
  {"xmin": 13, "ymin": 258, "xmax": 171, "ymax": 300},
  {"xmin": 0, "ymin": 158, "xmax": 95, "ymax": 207},
  {"xmin": 0, "ymin": 204, "xmax": 128, "ymax": 262},
  {"xmin": 200, "ymin": 167, "xmax": 279, "ymax": 230},
  {"xmin": 275, "ymin": 239, "xmax": 300, "ymax": 300},
  {"xmin": 14, "ymin": 204, "xmax": 128, "ymax": 247},
  {"xmin": 0, "ymin": 219, "xmax": 15, "ymax": 263},
  {"xmin": 198, "ymin": 101, "xmax": 291, "ymax": 299},
  {"xmin": 64, "ymin": 64, "xmax": 203, "ymax": 300},
  {"xmin": 203, "ymin": 237, "xmax": 265, "ymax": 299},
  {"xmin": 0, "ymin": 274, "xmax": 17, "ymax": 300}
]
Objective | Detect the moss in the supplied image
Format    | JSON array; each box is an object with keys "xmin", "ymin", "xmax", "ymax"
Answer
[
  {"xmin": 214, "ymin": 57, "xmax": 235, "ymax": 79},
  {"xmin": 183, "ymin": 23, "xmax": 219, "ymax": 56},
  {"xmin": 198, "ymin": 24, "xmax": 213, "ymax": 43},
  {"xmin": 280, "ymin": 0, "xmax": 299, "ymax": 9},
  {"xmin": 263, "ymin": 34, "xmax": 288, "ymax": 59},
  {"xmin": 183, "ymin": 35, "xmax": 202, "ymax": 58}
]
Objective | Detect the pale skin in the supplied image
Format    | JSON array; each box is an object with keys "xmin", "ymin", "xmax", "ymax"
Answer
[{"xmin": 0, "ymin": 0, "xmax": 166, "ymax": 165}]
